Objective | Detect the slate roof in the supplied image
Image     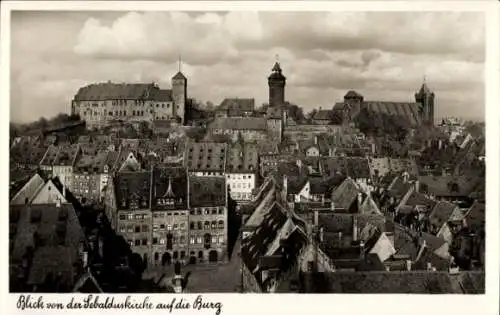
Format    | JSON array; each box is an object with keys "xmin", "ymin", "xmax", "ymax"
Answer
[
  {"xmin": 152, "ymin": 89, "xmax": 173, "ymax": 102},
  {"xmin": 53, "ymin": 144, "xmax": 80, "ymax": 167},
  {"xmin": 188, "ymin": 176, "xmax": 226, "ymax": 207},
  {"xmin": 151, "ymin": 166, "xmax": 188, "ymax": 210},
  {"xmin": 226, "ymin": 142, "xmax": 259, "ymax": 173},
  {"xmin": 286, "ymin": 176, "xmax": 309, "ymax": 195},
  {"xmin": 74, "ymin": 83, "xmax": 160, "ymax": 101},
  {"xmin": 184, "ymin": 142, "xmax": 227, "ymax": 172},
  {"xmin": 114, "ymin": 171, "xmax": 152, "ymax": 210},
  {"xmin": 208, "ymin": 117, "xmax": 267, "ymax": 131},
  {"xmin": 321, "ymin": 157, "xmax": 371, "ymax": 179},
  {"xmin": 404, "ymin": 191, "xmax": 437, "ymax": 210},
  {"xmin": 39, "ymin": 145, "xmax": 59, "ymax": 166}
]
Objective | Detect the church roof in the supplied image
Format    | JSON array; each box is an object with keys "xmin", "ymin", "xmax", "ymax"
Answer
[
  {"xmin": 74, "ymin": 82, "xmax": 159, "ymax": 101},
  {"xmin": 172, "ymin": 71, "xmax": 187, "ymax": 80},
  {"xmin": 344, "ymin": 90, "xmax": 364, "ymax": 99},
  {"xmin": 272, "ymin": 62, "xmax": 282, "ymax": 72},
  {"xmin": 269, "ymin": 62, "xmax": 286, "ymax": 80},
  {"xmin": 417, "ymin": 83, "xmax": 433, "ymax": 96}
]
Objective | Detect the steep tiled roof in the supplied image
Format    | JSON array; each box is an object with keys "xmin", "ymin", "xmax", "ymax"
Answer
[
  {"xmin": 464, "ymin": 202, "xmax": 485, "ymax": 231},
  {"xmin": 39, "ymin": 145, "xmax": 59, "ymax": 166},
  {"xmin": 428, "ymin": 201, "xmax": 457, "ymax": 230},
  {"xmin": 151, "ymin": 89, "xmax": 173, "ymax": 102},
  {"xmin": 286, "ymin": 176, "xmax": 309, "ymax": 195},
  {"xmin": 184, "ymin": 142, "xmax": 227, "ymax": 172},
  {"xmin": 363, "ymin": 101, "xmax": 421, "ymax": 126},
  {"xmin": 151, "ymin": 166, "xmax": 188, "ymax": 210},
  {"xmin": 226, "ymin": 142, "xmax": 259, "ymax": 173},
  {"xmin": 219, "ymin": 98, "xmax": 255, "ymax": 115},
  {"xmin": 208, "ymin": 117, "xmax": 267, "ymax": 131},
  {"xmin": 74, "ymin": 83, "xmax": 160, "ymax": 101},
  {"xmin": 188, "ymin": 176, "xmax": 226, "ymax": 207},
  {"xmin": 114, "ymin": 171, "xmax": 152, "ymax": 210},
  {"xmin": 312, "ymin": 110, "xmax": 334, "ymax": 121},
  {"xmin": 331, "ymin": 177, "xmax": 361, "ymax": 210},
  {"xmin": 309, "ymin": 175, "xmax": 345, "ymax": 195},
  {"xmin": 74, "ymin": 151, "xmax": 109, "ymax": 174},
  {"xmin": 172, "ymin": 71, "xmax": 187, "ymax": 80},
  {"xmin": 418, "ymin": 175, "xmax": 480, "ymax": 197}
]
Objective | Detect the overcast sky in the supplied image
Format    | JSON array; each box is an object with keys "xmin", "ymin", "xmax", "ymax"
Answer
[{"xmin": 10, "ymin": 11, "xmax": 484, "ymax": 123}]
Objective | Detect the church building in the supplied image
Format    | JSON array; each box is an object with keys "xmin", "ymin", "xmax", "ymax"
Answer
[{"xmin": 332, "ymin": 80, "xmax": 436, "ymax": 126}]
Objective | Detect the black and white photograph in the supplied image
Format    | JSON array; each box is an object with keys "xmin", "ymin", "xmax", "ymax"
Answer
[{"xmin": 3, "ymin": 1, "xmax": 499, "ymax": 312}]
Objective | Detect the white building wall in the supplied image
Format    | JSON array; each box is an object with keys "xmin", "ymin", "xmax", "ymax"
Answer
[{"xmin": 226, "ymin": 173, "xmax": 256, "ymax": 201}]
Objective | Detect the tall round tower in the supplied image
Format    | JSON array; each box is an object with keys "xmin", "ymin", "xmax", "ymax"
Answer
[
  {"xmin": 172, "ymin": 69, "xmax": 187, "ymax": 125},
  {"xmin": 268, "ymin": 61, "xmax": 286, "ymax": 107}
]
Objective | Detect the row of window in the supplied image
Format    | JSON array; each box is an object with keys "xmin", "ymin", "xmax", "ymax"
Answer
[
  {"xmin": 152, "ymin": 211, "xmax": 189, "ymax": 218},
  {"xmin": 190, "ymin": 220, "xmax": 224, "ymax": 230},
  {"xmin": 229, "ymin": 182, "xmax": 253, "ymax": 189},
  {"xmin": 128, "ymin": 235, "xmax": 224, "ymax": 247},
  {"xmin": 189, "ymin": 208, "xmax": 224, "ymax": 216},
  {"xmin": 226, "ymin": 174, "xmax": 254, "ymax": 180},
  {"xmin": 120, "ymin": 208, "xmax": 224, "ymax": 221},
  {"xmin": 119, "ymin": 213, "xmax": 150, "ymax": 221}
]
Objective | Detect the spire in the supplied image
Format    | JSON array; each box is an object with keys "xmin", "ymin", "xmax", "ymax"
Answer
[
  {"xmin": 163, "ymin": 177, "xmax": 176, "ymax": 198},
  {"xmin": 178, "ymin": 55, "xmax": 182, "ymax": 72}
]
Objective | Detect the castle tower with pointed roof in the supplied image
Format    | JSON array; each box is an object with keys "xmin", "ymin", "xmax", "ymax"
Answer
[
  {"xmin": 268, "ymin": 60, "xmax": 286, "ymax": 107},
  {"xmin": 415, "ymin": 80, "xmax": 435, "ymax": 126},
  {"xmin": 172, "ymin": 57, "xmax": 187, "ymax": 125}
]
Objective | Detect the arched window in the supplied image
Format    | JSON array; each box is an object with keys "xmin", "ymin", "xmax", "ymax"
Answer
[
  {"xmin": 211, "ymin": 221, "xmax": 217, "ymax": 229},
  {"xmin": 218, "ymin": 220, "xmax": 224, "ymax": 229},
  {"xmin": 204, "ymin": 221, "xmax": 210, "ymax": 229},
  {"xmin": 204, "ymin": 233, "xmax": 211, "ymax": 249}
]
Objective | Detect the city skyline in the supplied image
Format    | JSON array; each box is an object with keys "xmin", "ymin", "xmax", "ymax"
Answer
[{"xmin": 11, "ymin": 11, "xmax": 485, "ymax": 123}]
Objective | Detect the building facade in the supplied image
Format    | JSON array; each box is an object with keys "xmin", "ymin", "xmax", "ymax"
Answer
[{"xmin": 71, "ymin": 70, "xmax": 188, "ymax": 128}]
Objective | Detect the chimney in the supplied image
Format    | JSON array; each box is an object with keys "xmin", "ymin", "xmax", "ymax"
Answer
[
  {"xmin": 296, "ymin": 159, "xmax": 302, "ymax": 169},
  {"xmin": 338, "ymin": 231, "xmax": 342, "ymax": 242},
  {"xmin": 330, "ymin": 201, "xmax": 335, "ymax": 211},
  {"xmin": 353, "ymin": 215, "xmax": 358, "ymax": 241},
  {"xmin": 314, "ymin": 136, "xmax": 318, "ymax": 145},
  {"xmin": 283, "ymin": 175, "xmax": 288, "ymax": 199},
  {"xmin": 56, "ymin": 198, "xmax": 61, "ymax": 208},
  {"xmin": 406, "ymin": 259, "xmax": 412, "ymax": 271},
  {"xmin": 359, "ymin": 241, "xmax": 365, "ymax": 259},
  {"xmin": 63, "ymin": 183, "xmax": 66, "ymax": 199},
  {"xmin": 371, "ymin": 143, "xmax": 376, "ymax": 155},
  {"xmin": 313, "ymin": 209, "xmax": 319, "ymax": 227},
  {"xmin": 438, "ymin": 139, "xmax": 443, "ymax": 150},
  {"xmin": 427, "ymin": 262, "xmax": 433, "ymax": 271},
  {"xmin": 82, "ymin": 251, "xmax": 89, "ymax": 268},
  {"xmin": 357, "ymin": 192, "xmax": 363, "ymax": 209},
  {"xmin": 98, "ymin": 237, "xmax": 104, "ymax": 258},
  {"xmin": 319, "ymin": 227, "xmax": 324, "ymax": 242},
  {"xmin": 414, "ymin": 180, "xmax": 420, "ymax": 193}
]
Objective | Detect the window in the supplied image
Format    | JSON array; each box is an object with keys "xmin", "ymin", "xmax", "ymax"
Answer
[
  {"xmin": 218, "ymin": 235, "xmax": 224, "ymax": 243},
  {"xmin": 180, "ymin": 251, "xmax": 186, "ymax": 258},
  {"xmin": 173, "ymin": 224, "xmax": 178, "ymax": 230},
  {"xmin": 153, "ymin": 224, "xmax": 159, "ymax": 232},
  {"xmin": 160, "ymin": 224, "xmax": 165, "ymax": 230},
  {"xmin": 119, "ymin": 214, "xmax": 126, "ymax": 220},
  {"xmin": 190, "ymin": 236, "xmax": 195, "ymax": 244},
  {"xmin": 190, "ymin": 222, "xmax": 195, "ymax": 229},
  {"xmin": 180, "ymin": 223, "xmax": 185, "ymax": 229},
  {"xmin": 135, "ymin": 226, "xmax": 141, "ymax": 233},
  {"xmin": 167, "ymin": 225, "xmax": 172, "ymax": 231},
  {"xmin": 204, "ymin": 209, "xmax": 210, "ymax": 215},
  {"xmin": 141, "ymin": 239, "xmax": 148, "ymax": 245},
  {"xmin": 127, "ymin": 226, "xmax": 134, "ymax": 233},
  {"xmin": 211, "ymin": 209, "xmax": 217, "ymax": 215},
  {"xmin": 196, "ymin": 209, "xmax": 202, "ymax": 215},
  {"xmin": 190, "ymin": 210, "xmax": 195, "ymax": 215},
  {"xmin": 142, "ymin": 225, "xmax": 149, "ymax": 232},
  {"xmin": 218, "ymin": 208, "xmax": 223, "ymax": 215},
  {"xmin": 153, "ymin": 237, "xmax": 158, "ymax": 245},
  {"xmin": 211, "ymin": 221, "xmax": 217, "ymax": 229},
  {"xmin": 204, "ymin": 221, "xmax": 210, "ymax": 229},
  {"xmin": 173, "ymin": 251, "xmax": 178, "ymax": 259},
  {"xmin": 160, "ymin": 238, "xmax": 166, "ymax": 245},
  {"xmin": 135, "ymin": 239, "xmax": 140, "ymax": 246},
  {"xmin": 218, "ymin": 220, "xmax": 224, "ymax": 229},
  {"xmin": 197, "ymin": 236, "xmax": 202, "ymax": 244},
  {"xmin": 119, "ymin": 226, "xmax": 126, "ymax": 233},
  {"xmin": 197, "ymin": 222, "xmax": 202, "ymax": 230}
]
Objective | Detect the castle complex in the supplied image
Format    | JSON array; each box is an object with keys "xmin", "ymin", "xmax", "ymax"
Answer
[{"xmin": 71, "ymin": 68, "xmax": 188, "ymax": 128}]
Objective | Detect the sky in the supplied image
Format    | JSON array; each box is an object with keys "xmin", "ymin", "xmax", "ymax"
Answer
[{"xmin": 10, "ymin": 11, "xmax": 485, "ymax": 123}]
